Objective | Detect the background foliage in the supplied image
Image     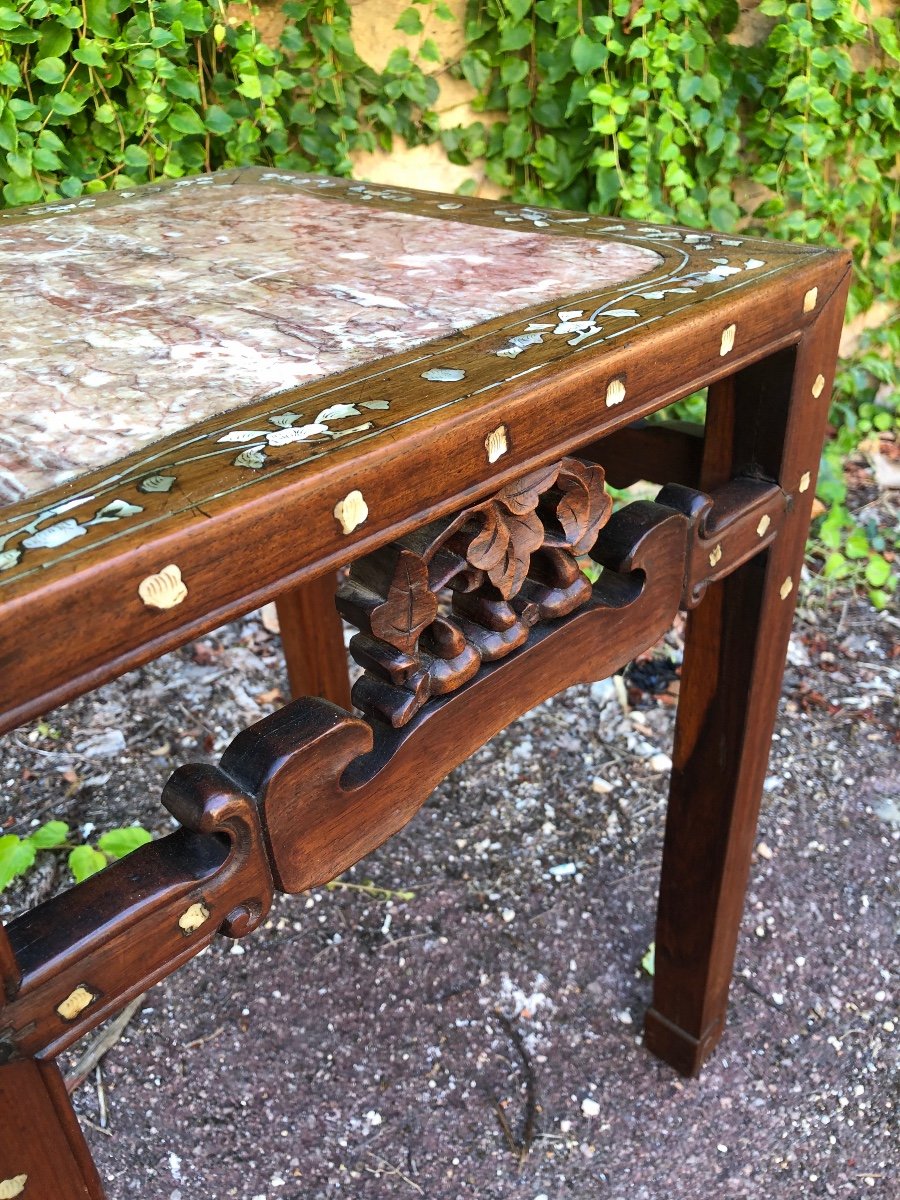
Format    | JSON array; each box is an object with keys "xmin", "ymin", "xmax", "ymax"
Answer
[{"xmin": 0, "ymin": 0, "xmax": 897, "ymax": 601}]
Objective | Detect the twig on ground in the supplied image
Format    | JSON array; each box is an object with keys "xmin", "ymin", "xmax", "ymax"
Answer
[
  {"xmin": 184, "ymin": 1024, "xmax": 226, "ymax": 1050},
  {"xmin": 95, "ymin": 1064, "xmax": 108, "ymax": 1129},
  {"xmin": 495, "ymin": 1010, "xmax": 538, "ymax": 1165},
  {"xmin": 365, "ymin": 1152, "xmax": 424, "ymax": 1194},
  {"xmin": 65, "ymin": 992, "xmax": 147, "ymax": 1093}
]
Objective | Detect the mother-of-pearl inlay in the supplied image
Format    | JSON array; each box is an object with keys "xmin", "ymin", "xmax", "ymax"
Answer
[{"xmin": 0, "ymin": 178, "xmax": 660, "ymax": 504}]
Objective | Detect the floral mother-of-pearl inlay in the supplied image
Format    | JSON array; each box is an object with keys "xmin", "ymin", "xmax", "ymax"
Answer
[
  {"xmin": 0, "ymin": 177, "xmax": 659, "ymax": 505},
  {"xmin": 334, "ymin": 490, "xmax": 368, "ymax": 535},
  {"xmin": 0, "ymin": 169, "xmax": 809, "ymax": 585}
]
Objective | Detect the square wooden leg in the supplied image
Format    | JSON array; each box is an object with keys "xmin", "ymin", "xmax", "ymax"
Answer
[
  {"xmin": 0, "ymin": 1059, "xmax": 105, "ymax": 1199},
  {"xmin": 645, "ymin": 281, "xmax": 849, "ymax": 1075},
  {"xmin": 275, "ymin": 571, "xmax": 351, "ymax": 708}
]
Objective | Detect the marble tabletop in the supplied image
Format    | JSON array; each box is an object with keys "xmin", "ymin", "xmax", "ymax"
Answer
[{"xmin": 0, "ymin": 173, "xmax": 660, "ymax": 504}]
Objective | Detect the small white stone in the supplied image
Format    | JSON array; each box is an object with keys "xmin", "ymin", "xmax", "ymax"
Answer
[
  {"xmin": 364, "ymin": 1110, "xmax": 383, "ymax": 1127},
  {"xmin": 717, "ymin": 1143, "xmax": 728, "ymax": 1153},
  {"xmin": 757, "ymin": 841, "xmax": 773, "ymax": 860},
  {"xmin": 559, "ymin": 1119, "xmax": 572, "ymax": 1133},
  {"xmin": 581, "ymin": 1097, "xmax": 601, "ymax": 1117},
  {"xmin": 229, "ymin": 942, "xmax": 245, "ymax": 956},
  {"xmin": 772, "ymin": 992, "xmax": 784, "ymax": 1005},
  {"xmin": 502, "ymin": 908, "xmax": 516, "ymax": 923},
  {"xmin": 591, "ymin": 776, "xmax": 614, "ymax": 794},
  {"xmin": 648, "ymin": 753, "xmax": 672, "ymax": 772},
  {"xmin": 616, "ymin": 1009, "xmax": 633, "ymax": 1024},
  {"xmin": 549, "ymin": 862, "xmax": 577, "ymax": 878}
]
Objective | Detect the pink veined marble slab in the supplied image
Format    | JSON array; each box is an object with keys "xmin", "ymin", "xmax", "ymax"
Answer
[{"xmin": 0, "ymin": 176, "xmax": 660, "ymax": 504}]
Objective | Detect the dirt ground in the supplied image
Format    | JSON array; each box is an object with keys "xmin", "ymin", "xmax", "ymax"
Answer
[{"xmin": 1, "ymin": 556, "xmax": 897, "ymax": 1199}]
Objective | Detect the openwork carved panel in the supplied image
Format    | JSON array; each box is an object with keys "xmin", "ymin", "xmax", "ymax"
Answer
[{"xmin": 337, "ymin": 458, "xmax": 612, "ymax": 726}]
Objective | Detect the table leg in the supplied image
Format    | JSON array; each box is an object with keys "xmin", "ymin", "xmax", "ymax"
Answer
[
  {"xmin": 275, "ymin": 571, "xmax": 351, "ymax": 708},
  {"xmin": 0, "ymin": 1058, "xmax": 105, "ymax": 1199},
  {"xmin": 645, "ymin": 275, "xmax": 850, "ymax": 1075}
]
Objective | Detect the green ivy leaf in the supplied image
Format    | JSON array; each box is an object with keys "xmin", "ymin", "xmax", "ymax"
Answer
[
  {"xmin": 73, "ymin": 40, "xmax": 107, "ymax": 68},
  {"xmin": 167, "ymin": 103, "xmax": 206, "ymax": 134},
  {"xmin": 28, "ymin": 820, "xmax": 70, "ymax": 849},
  {"xmin": 395, "ymin": 7, "xmax": 424, "ymax": 36},
  {"xmin": 32, "ymin": 56, "xmax": 66, "ymax": 84},
  {"xmin": 68, "ymin": 843, "xmax": 108, "ymax": 883},
  {"xmin": 0, "ymin": 834, "xmax": 36, "ymax": 892},
  {"xmin": 572, "ymin": 34, "xmax": 608, "ymax": 74},
  {"xmin": 97, "ymin": 826, "xmax": 153, "ymax": 860},
  {"xmin": 0, "ymin": 60, "xmax": 22, "ymax": 87},
  {"xmin": 864, "ymin": 555, "xmax": 891, "ymax": 588},
  {"xmin": 6, "ymin": 148, "xmax": 32, "ymax": 178}
]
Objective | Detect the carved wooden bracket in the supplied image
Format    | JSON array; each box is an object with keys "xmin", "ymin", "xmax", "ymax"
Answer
[
  {"xmin": 0, "ymin": 464, "xmax": 787, "ymax": 1063},
  {"xmin": 660, "ymin": 477, "xmax": 787, "ymax": 608},
  {"xmin": 0, "ymin": 779, "xmax": 273, "ymax": 1061},
  {"xmin": 336, "ymin": 457, "xmax": 612, "ymax": 727}
]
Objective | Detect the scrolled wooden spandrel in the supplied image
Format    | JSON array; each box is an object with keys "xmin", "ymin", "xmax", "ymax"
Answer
[
  {"xmin": 220, "ymin": 494, "xmax": 691, "ymax": 894},
  {"xmin": 337, "ymin": 457, "xmax": 613, "ymax": 727},
  {"xmin": 0, "ymin": 773, "xmax": 273, "ymax": 1061}
]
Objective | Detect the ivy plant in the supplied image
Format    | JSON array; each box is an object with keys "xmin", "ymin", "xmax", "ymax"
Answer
[
  {"xmin": 0, "ymin": 820, "xmax": 152, "ymax": 892},
  {"xmin": 0, "ymin": 0, "xmax": 439, "ymax": 202}
]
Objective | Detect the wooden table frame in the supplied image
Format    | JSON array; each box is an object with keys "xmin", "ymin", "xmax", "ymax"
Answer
[{"xmin": 0, "ymin": 171, "xmax": 850, "ymax": 1197}]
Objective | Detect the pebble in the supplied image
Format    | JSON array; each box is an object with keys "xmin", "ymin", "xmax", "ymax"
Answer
[
  {"xmin": 549, "ymin": 862, "xmax": 577, "ymax": 878},
  {"xmin": 581, "ymin": 1097, "xmax": 601, "ymax": 1117},
  {"xmin": 648, "ymin": 752, "xmax": 672, "ymax": 772},
  {"xmin": 591, "ymin": 776, "xmax": 614, "ymax": 794},
  {"xmin": 501, "ymin": 908, "xmax": 516, "ymax": 923},
  {"xmin": 757, "ymin": 841, "xmax": 773, "ymax": 860}
]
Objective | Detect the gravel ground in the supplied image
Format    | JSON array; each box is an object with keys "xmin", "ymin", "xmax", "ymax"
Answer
[{"xmin": 1, "ymin": 558, "xmax": 897, "ymax": 1199}]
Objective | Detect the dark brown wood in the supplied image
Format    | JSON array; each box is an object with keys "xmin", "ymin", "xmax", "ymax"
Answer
[
  {"xmin": 579, "ymin": 419, "xmax": 704, "ymax": 489},
  {"xmin": 0, "ymin": 173, "xmax": 855, "ymax": 1193},
  {"xmin": 274, "ymin": 572, "xmax": 351, "ymax": 708},
  {"xmin": 223, "ymin": 495, "xmax": 689, "ymax": 893},
  {"xmin": 0, "ymin": 1058, "xmax": 105, "ymax": 1199},
  {"xmin": 1, "ymin": 777, "xmax": 273, "ymax": 1061},
  {"xmin": 0, "ymin": 179, "xmax": 849, "ymax": 736},
  {"xmin": 644, "ymin": 272, "xmax": 852, "ymax": 1075},
  {"xmin": 337, "ymin": 457, "xmax": 611, "ymax": 726}
]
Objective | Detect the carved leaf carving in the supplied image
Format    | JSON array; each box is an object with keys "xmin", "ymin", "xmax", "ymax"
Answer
[
  {"xmin": 497, "ymin": 463, "xmax": 560, "ymax": 515},
  {"xmin": 555, "ymin": 461, "xmax": 612, "ymax": 554},
  {"xmin": 468, "ymin": 503, "xmax": 544, "ymax": 598},
  {"xmin": 370, "ymin": 550, "xmax": 439, "ymax": 654}
]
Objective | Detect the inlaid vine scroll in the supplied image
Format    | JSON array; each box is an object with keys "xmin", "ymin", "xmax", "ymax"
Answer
[{"xmin": 336, "ymin": 457, "xmax": 613, "ymax": 727}]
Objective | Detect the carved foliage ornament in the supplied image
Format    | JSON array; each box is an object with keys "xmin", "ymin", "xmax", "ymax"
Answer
[{"xmin": 337, "ymin": 458, "xmax": 612, "ymax": 727}]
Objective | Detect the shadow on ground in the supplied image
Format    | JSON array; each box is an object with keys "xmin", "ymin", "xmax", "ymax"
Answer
[{"xmin": 1, "ymin": 584, "xmax": 896, "ymax": 1200}]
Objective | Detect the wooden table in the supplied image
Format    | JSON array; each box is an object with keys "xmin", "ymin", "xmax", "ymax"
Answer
[{"xmin": 0, "ymin": 169, "xmax": 850, "ymax": 1197}]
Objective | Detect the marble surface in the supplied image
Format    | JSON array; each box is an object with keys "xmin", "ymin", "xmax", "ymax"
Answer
[{"xmin": 0, "ymin": 178, "xmax": 660, "ymax": 503}]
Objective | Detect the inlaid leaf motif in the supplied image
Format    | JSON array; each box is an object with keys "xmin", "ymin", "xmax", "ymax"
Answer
[
  {"xmin": 233, "ymin": 448, "xmax": 267, "ymax": 469},
  {"xmin": 315, "ymin": 403, "xmax": 361, "ymax": 421},
  {"xmin": 269, "ymin": 411, "xmax": 303, "ymax": 429},
  {"xmin": 21, "ymin": 518, "xmax": 86, "ymax": 549},
  {"xmin": 0, "ymin": 548, "xmax": 21, "ymax": 571},
  {"xmin": 218, "ymin": 429, "xmax": 270, "ymax": 443},
  {"xmin": 370, "ymin": 550, "xmax": 438, "ymax": 654},
  {"xmin": 90, "ymin": 498, "xmax": 143, "ymax": 523},
  {"xmin": 266, "ymin": 423, "xmax": 328, "ymax": 446},
  {"xmin": 555, "ymin": 461, "xmax": 612, "ymax": 554},
  {"xmin": 139, "ymin": 474, "xmax": 176, "ymax": 493}
]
